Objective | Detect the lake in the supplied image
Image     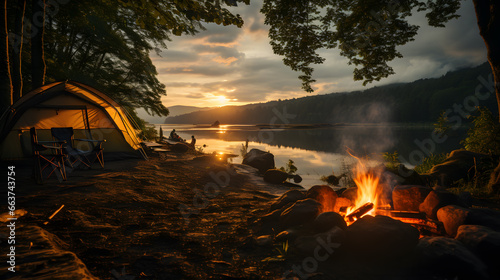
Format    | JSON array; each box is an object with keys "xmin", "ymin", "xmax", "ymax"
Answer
[{"xmin": 156, "ymin": 124, "xmax": 466, "ymax": 187}]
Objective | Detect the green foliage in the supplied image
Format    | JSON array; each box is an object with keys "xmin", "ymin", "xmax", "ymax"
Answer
[
  {"xmin": 3, "ymin": 0, "xmax": 248, "ymax": 115},
  {"xmin": 382, "ymin": 151, "xmax": 400, "ymax": 170},
  {"xmin": 279, "ymin": 159, "xmax": 298, "ymax": 175},
  {"xmin": 461, "ymin": 107, "xmax": 500, "ymax": 155},
  {"xmin": 414, "ymin": 153, "xmax": 448, "ymax": 174},
  {"xmin": 262, "ymin": 240, "xmax": 288, "ymax": 262},
  {"xmin": 448, "ymin": 163, "xmax": 498, "ymax": 198},
  {"xmin": 261, "ymin": 0, "xmax": 462, "ymax": 92},
  {"xmin": 126, "ymin": 107, "xmax": 157, "ymax": 140},
  {"xmin": 240, "ymin": 139, "xmax": 249, "ymax": 157},
  {"xmin": 434, "ymin": 110, "xmax": 451, "ymax": 135}
]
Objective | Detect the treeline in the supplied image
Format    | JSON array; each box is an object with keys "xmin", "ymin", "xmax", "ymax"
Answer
[{"xmin": 165, "ymin": 62, "xmax": 497, "ymax": 124}]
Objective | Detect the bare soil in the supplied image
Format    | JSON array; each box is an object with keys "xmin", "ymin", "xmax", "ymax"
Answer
[{"xmin": 1, "ymin": 152, "xmax": 287, "ymax": 279}]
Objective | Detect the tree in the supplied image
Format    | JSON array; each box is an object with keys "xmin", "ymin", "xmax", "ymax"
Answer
[
  {"xmin": 262, "ymin": 0, "xmax": 466, "ymax": 92},
  {"xmin": 1, "ymin": 0, "xmax": 12, "ymax": 108},
  {"xmin": 1, "ymin": 0, "xmax": 249, "ymax": 115},
  {"xmin": 262, "ymin": 0, "xmax": 500, "ymax": 193}
]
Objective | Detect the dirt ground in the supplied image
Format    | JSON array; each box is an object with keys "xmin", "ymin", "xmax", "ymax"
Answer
[{"xmin": 0, "ymin": 152, "xmax": 292, "ymax": 279}]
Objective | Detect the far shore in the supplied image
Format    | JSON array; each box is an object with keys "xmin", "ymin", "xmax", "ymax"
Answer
[{"xmin": 160, "ymin": 122, "xmax": 471, "ymax": 130}]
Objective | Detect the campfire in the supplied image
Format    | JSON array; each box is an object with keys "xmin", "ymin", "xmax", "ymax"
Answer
[
  {"xmin": 337, "ymin": 154, "xmax": 443, "ymax": 235},
  {"xmin": 343, "ymin": 156, "xmax": 381, "ymax": 224},
  {"xmin": 256, "ymin": 149, "xmax": 500, "ymax": 279}
]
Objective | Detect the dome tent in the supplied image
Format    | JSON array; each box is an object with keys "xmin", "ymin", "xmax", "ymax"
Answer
[{"xmin": 0, "ymin": 81, "xmax": 147, "ymax": 160}]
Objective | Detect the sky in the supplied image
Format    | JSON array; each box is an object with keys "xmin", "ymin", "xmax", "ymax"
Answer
[{"xmin": 150, "ymin": 0, "xmax": 487, "ymax": 109}]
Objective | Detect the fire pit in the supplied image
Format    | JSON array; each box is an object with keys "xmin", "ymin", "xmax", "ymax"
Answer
[{"xmin": 253, "ymin": 155, "xmax": 500, "ymax": 279}]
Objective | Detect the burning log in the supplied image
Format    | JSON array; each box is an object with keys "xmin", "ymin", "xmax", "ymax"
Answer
[
  {"xmin": 345, "ymin": 202, "xmax": 374, "ymax": 223},
  {"xmin": 390, "ymin": 211, "xmax": 426, "ymax": 219}
]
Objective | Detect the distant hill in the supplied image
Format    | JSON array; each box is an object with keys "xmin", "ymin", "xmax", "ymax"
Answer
[
  {"xmin": 167, "ymin": 105, "xmax": 210, "ymax": 117},
  {"xmin": 165, "ymin": 62, "xmax": 497, "ymax": 124},
  {"xmin": 137, "ymin": 105, "xmax": 209, "ymax": 124}
]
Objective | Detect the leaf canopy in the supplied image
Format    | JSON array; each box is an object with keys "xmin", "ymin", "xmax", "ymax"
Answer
[{"xmin": 261, "ymin": 0, "xmax": 462, "ymax": 92}]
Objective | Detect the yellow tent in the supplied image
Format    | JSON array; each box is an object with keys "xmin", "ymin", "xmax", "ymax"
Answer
[{"xmin": 0, "ymin": 81, "xmax": 147, "ymax": 160}]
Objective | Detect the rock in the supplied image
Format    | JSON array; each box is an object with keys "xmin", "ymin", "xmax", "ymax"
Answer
[
  {"xmin": 419, "ymin": 190, "xmax": 459, "ymax": 219},
  {"xmin": 335, "ymin": 187, "xmax": 347, "ymax": 196},
  {"xmin": 257, "ymin": 208, "xmax": 287, "ymax": 235},
  {"xmin": 342, "ymin": 215, "xmax": 420, "ymax": 261},
  {"xmin": 415, "ymin": 237, "xmax": 488, "ymax": 280},
  {"xmin": 465, "ymin": 208, "xmax": 500, "ymax": 231},
  {"xmin": 280, "ymin": 199, "xmax": 322, "ymax": 229},
  {"xmin": 312, "ymin": 211, "xmax": 347, "ymax": 232},
  {"xmin": 437, "ymin": 205, "xmax": 471, "ymax": 236},
  {"xmin": 387, "ymin": 164, "xmax": 426, "ymax": 185},
  {"xmin": 171, "ymin": 142, "xmax": 190, "ymax": 152},
  {"xmin": 429, "ymin": 149, "xmax": 489, "ymax": 188},
  {"xmin": 333, "ymin": 197, "xmax": 353, "ymax": 213},
  {"xmin": 306, "ymin": 185, "xmax": 338, "ymax": 212},
  {"xmin": 255, "ymin": 235, "xmax": 273, "ymax": 246},
  {"xmin": 264, "ymin": 169, "xmax": 289, "ymax": 184},
  {"xmin": 392, "ymin": 185, "xmax": 432, "ymax": 211},
  {"xmin": 340, "ymin": 187, "xmax": 358, "ymax": 203},
  {"xmin": 455, "ymin": 225, "xmax": 500, "ymax": 275},
  {"xmin": 435, "ymin": 206, "xmax": 500, "ymax": 236},
  {"xmin": 270, "ymin": 190, "xmax": 305, "ymax": 211},
  {"xmin": 293, "ymin": 226, "xmax": 345, "ymax": 257},
  {"xmin": 242, "ymin": 149, "xmax": 275, "ymax": 173},
  {"xmin": 292, "ymin": 174, "xmax": 302, "ymax": 183}
]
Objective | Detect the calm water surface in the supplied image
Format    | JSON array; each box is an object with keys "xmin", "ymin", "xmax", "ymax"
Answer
[{"xmin": 157, "ymin": 124, "xmax": 465, "ymax": 187}]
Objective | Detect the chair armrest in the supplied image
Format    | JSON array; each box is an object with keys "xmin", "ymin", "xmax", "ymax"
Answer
[
  {"xmin": 39, "ymin": 140, "xmax": 66, "ymax": 145},
  {"xmin": 35, "ymin": 144, "xmax": 64, "ymax": 151}
]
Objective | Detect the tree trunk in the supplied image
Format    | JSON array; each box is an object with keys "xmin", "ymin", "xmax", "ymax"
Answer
[
  {"xmin": 31, "ymin": 0, "xmax": 45, "ymax": 89},
  {"xmin": 12, "ymin": 0, "xmax": 26, "ymax": 101},
  {"xmin": 0, "ymin": 0, "xmax": 12, "ymax": 112},
  {"xmin": 473, "ymin": 0, "xmax": 500, "ymax": 194}
]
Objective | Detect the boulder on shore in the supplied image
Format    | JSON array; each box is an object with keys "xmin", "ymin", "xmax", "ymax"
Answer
[
  {"xmin": 419, "ymin": 189, "xmax": 459, "ymax": 220},
  {"xmin": 428, "ymin": 149, "xmax": 489, "ymax": 188},
  {"xmin": 171, "ymin": 142, "xmax": 190, "ymax": 153},
  {"xmin": 279, "ymin": 198, "xmax": 322, "ymax": 229},
  {"xmin": 270, "ymin": 190, "xmax": 305, "ymax": 211},
  {"xmin": 392, "ymin": 185, "xmax": 431, "ymax": 211},
  {"xmin": 415, "ymin": 237, "xmax": 489, "ymax": 280},
  {"xmin": 264, "ymin": 169, "xmax": 289, "ymax": 184},
  {"xmin": 312, "ymin": 211, "xmax": 347, "ymax": 232},
  {"xmin": 306, "ymin": 185, "xmax": 338, "ymax": 213},
  {"xmin": 242, "ymin": 149, "xmax": 275, "ymax": 173},
  {"xmin": 437, "ymin": 205, "xmax": 470, "ymax": 236},
  {"xmin": 342, "ymin": 215, "xmax": 420, "ymax": 261},
  {"xmin": 455, "ymin": 224, "xmax": 500, "ymax": 275}
]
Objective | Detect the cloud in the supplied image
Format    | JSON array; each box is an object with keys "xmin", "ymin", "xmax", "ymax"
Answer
[
  {"xmin": 160, "ymin": 65, "xmax": 234, "ymax": 76},
  {"xmin": 153, "ymin": 50, "xmax": 200, "ymax": 63},
  {"xmin": 185, "ymin": 93, "xmax": 206, "ymax": 99},
  {"xmin": 151, "ymin": 0, "xmax": 488, "ymax": 108}
]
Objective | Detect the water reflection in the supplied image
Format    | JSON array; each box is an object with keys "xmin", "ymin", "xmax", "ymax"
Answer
[{"xmin": 158, "ymin": 124, "xmax": 465, "ymax": 188}]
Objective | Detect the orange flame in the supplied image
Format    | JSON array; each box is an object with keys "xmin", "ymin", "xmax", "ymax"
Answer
[{"xmin": 344, "ymin": 153, "xmax": 383, "ymax": 225}]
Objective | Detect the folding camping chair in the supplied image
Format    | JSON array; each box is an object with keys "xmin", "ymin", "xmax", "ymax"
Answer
[
  {"xmin": 30, "ymin": 127, "xmax": 67, "ymax": 184},
  {"xmin": 51, "ymin": 127, "xmax": 106, "ymax": 169}
]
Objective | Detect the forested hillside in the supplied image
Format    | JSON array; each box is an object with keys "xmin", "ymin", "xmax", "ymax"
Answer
[{"xmin": 165, "ymin": 62, "xmax": 496, "ymax": 124}]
